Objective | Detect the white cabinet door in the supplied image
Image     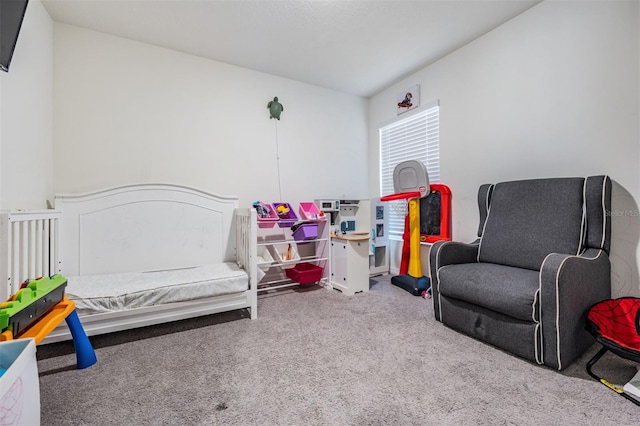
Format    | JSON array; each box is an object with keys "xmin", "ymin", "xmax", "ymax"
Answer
[{"xmin": 331, "ymin": 238, "xmax": 369, "ymax": 295}]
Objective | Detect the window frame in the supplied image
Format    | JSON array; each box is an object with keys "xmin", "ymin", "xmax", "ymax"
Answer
[{"xmin": 379, "ymin": 100, "xmax": 440, "ymax": 240}]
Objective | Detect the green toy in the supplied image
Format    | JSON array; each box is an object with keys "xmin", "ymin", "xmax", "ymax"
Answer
[
  {"xmin": 0, "ymin": 275, "xmax": 67, "ymax": 337},
  {"xmin": 268, "ymin": 96, "xmax": 284, "ymax": 120}
]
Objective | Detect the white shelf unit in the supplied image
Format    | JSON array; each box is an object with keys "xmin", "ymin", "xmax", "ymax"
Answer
[
  {"xmin": 255, "ymin": 216, "xmax": 330, "ymax": 292},
  {"xmin": 335, "ymin": 199, "xmax": 389, "ymax": 276},
  {"xmin": 367, "ymin": 198, "xmax": 389, "ymax": 276}
]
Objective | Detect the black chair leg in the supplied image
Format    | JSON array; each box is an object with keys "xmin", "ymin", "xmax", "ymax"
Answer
[{"xmin": 586, "ymin": 346, "xmax": 640, "ymax": 407}]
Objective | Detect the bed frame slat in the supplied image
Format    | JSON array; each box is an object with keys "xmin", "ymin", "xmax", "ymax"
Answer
[{"xmin": 0, "ymin": 210, "xmax": 62, "ymax": 302}]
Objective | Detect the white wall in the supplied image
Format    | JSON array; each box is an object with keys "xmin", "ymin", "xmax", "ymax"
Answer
[
  {"xmin": 0, "ymin": 0, "xmax": 53, "ymax": 210},
  {"xmin": 52, "ymin": 24, "xmax": 368, "ymax": 210},
  {"xmin": 369, "ymin": 1, "xmax": 640, "ymax": 297},
  {"xmin": 5, "ymin": 1, "xmax": 638, "ymax": 297}
]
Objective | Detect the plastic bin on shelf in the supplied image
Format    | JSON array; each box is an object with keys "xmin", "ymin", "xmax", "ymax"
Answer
[
  {"xmin": 257, "ymin": 268, "xmax": 266, "ymax": 283},
  {"xmin": 256, "ymin": 245, "xmax": 274, "ymax": 271},
  {"xmin": 291, "ymin": 223, "xmax": 319, "ymax": 243},
  {"xmin": 0, "ymin": 338, "xmax": 40, "ymax": 426},
  {"xmin": 286, "ymin": 262, "xmax": 324, "ymax": 284},
  {"xmin": 299, "ymin": 202, "xmax": 324, "ymax": 221},
  {"xmin": 268, "ymin": 242, "xmax": 300, "ymax": 269},
  {"xmin": 272, "ymin": 202, "xmax": 298, "ymax": 228},
  {"xmin": 254, "ymin": 202, "xmax": 279, "ymax": 228},
  {"xmin": 256, "ymin": 246, "xmax": 274, "ymax": 282}
]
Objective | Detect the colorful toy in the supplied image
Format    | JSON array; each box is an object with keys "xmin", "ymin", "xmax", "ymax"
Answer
[
  {"xmin": 276, "ymin": 204, "xmax": 290, "ymax": 214},
  {"xmin": 0, "ymin": 275, "xmax": 97, "ymax": 369},
  {"xmin": 252, "ymin": 201, "xmax": 269, "ymax": 218},
  {"xmin": 0, "ymin": 275, "xmax": 67, "ymax": 337},
  {"xmin": 381, "ymin": 160, "xmax": 430, "ymax": 296},
  {"xmin": 272, "ymin": 202, "xmax": 298, "ymax": 228}
]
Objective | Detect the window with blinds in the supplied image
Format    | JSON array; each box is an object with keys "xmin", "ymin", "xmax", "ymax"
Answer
[{"xmin": 379, "ymin": 101, "xmax": 440, "ymax": 239}]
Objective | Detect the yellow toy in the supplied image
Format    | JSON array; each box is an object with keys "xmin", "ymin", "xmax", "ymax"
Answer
[{"xmin": 276, "ymin": 204, "xmax": 290, "ymax": 214}]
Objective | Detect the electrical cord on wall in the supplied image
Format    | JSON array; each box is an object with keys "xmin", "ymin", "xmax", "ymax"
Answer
[
  {"xmin": 267, "ymin": 96, "xmax": 284, "ymax": 201},
  {"xmin": 274, "ymin": 120, "xmax": 283, "ymax": 201}
]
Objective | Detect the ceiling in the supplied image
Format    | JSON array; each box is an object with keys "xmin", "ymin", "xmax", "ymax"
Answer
[{"xmin": 41, "ymin": 0, "xmax": 541, "ymax": 98}]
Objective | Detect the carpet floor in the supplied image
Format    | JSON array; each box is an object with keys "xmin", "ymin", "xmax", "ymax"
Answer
[{"xmin": 36, "ymin": 276, "xmax": 639, "ymax": 425}]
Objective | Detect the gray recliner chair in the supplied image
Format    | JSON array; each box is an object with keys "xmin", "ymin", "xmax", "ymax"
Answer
[{"xmin": 430, "ymin": 176, "xmax": 611, "ymax": 370}]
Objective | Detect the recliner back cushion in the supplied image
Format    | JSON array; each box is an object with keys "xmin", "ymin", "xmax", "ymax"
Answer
[{"xmin": 478, "ymin": 178, "xmax": 585, "ymax": 270}]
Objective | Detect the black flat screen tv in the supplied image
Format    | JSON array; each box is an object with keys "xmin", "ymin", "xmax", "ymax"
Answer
[{"xmin": 1, "ymin": 0, "xmax": 29, "ymax": 72}]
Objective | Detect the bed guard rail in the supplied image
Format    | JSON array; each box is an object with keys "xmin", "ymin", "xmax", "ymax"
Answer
[
  {"xmin": 235, "ymin": 208, "xmax": 257, "ymax": 293},
  {"xmin": 0, "ymin": 210, "xmax": 62, "ymax": 302}
]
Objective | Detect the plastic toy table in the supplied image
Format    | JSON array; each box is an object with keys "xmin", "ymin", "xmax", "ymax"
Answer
[{"xmin": 0, "ymin": 298, "xmax": 97, "ymax": 369}]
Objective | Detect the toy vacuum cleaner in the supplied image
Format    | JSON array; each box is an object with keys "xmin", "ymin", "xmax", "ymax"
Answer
[{"xmin": 381, "ymin": 160, "xmax": 431, "ymax": 296}]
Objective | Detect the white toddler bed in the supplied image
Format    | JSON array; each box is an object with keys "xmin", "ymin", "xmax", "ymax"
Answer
[{"xmin": 37, "ymin": 183, "xmax": 257, "ymax": 343}]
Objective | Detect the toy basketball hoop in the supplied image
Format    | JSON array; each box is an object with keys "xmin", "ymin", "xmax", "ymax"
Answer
[
  {"xmin": 391, "ymin": 160, "xmax": 430, "ymax": 197},
  {"xmin": 381, "ymin": 160, "xmax": 430, "ymax": 295}
]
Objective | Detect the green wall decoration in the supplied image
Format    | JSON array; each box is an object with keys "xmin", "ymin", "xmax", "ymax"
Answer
[{"xmin": 268, "ymin": 96, "xmax": 284, "ymax": 120}]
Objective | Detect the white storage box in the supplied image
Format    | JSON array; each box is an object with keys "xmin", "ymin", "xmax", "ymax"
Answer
[
  {"xmin": 268, "ymin": 242, "xmax": 300, "ymax": 269},
  {"xmin": 256, "ymin": 245, "xmax": 275, "ymax": 282},
  {"xmin": 0, "ymin": 338, "xmax": 40, "ymax": 425},
  {"xmin": 256, "ymin": 245, "xmax": 274, "ymax": 272}
]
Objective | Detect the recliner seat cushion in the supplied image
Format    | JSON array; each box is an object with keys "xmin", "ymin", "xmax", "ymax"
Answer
[
  {"xmin": 478, "ymin": 178, "xmax": 585, "ymax": 270},
  {"xmin": 437, "ymin": 262, "xmax": 540, "ymax": 321}
]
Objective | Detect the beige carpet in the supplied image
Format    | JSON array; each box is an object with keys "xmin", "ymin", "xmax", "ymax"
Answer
[{"xmin": 37, "ymin": 276, "xmax": 639, "ymax": 425}]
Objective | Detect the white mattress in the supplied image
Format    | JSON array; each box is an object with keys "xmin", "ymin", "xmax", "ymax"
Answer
[{"xmin": 66, "ymin": 263, "xmax": 248, "ymax": 316}]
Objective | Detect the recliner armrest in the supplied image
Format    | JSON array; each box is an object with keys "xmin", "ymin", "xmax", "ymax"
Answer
[
  {"xmin": 538, "ymin": 248, "xmax": 611, "ymax": 370},
  {"xmin": 430, "ymin": 239, "xmax": 480, "ymax": 269},
  {"xmin": 430, "ymin": 240, "xmax": 480, "ymax": 320}
]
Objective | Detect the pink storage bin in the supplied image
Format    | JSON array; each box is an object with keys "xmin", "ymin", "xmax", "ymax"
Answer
[
  {"xmin": 272, "ymin": 202, "xmax": 298, "ymax": 228},
  {"xmin": 298, "ymin": 202, "xmax": 324, "ymax": 221},
  {"xmin": 254, "ymin": 202, "xmax": 279, "ymax": 228}
]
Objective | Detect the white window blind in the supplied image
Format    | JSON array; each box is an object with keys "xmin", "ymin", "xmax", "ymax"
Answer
[{"xmin": 379, "ymin": 102, "xmax": 440, "ymax": 239}]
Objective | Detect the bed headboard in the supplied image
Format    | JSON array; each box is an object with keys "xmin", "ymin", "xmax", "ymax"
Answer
[{"xmin": 55, "ymin": 184, "xmax": 238, "ymax": 276}]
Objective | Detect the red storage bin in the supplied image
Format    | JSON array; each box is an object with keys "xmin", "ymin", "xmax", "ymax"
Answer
[{"xmin": 285, "ymin": 262, "xmax": 323, "ymax": 284}]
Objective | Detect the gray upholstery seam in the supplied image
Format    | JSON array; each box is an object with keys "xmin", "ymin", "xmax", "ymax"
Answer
[
  {"xmin": 601, "ymin": 176, "xmax": 608, "ymax": 249},
  {"xmin": 579, "ymin": 179, "xmax": 587, "ymax": 255},
  {"xmin": 477, "ymin": 184, "xmax": 493, "ymax": 263},
  {"xmin": 435, "ymin": 243, "xmax": 445, "ymax": 322},
  {"xmin": 554, "ymin": 256, "xmax": 562, "ymax": 370},
  {"xmin": 533, "ymin": 288, "xmax": 542, "ymax": 364},
  {"xmin": 534, "ymin": 323, "xmax": 542, "ymax": 364},
  {"xmin": 538, "ymin": 253, "xmax": 551, "ymax": 365},
  {"xmin": 531, "ymin": 289, "xmax": 540, "ymax": 322}
]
